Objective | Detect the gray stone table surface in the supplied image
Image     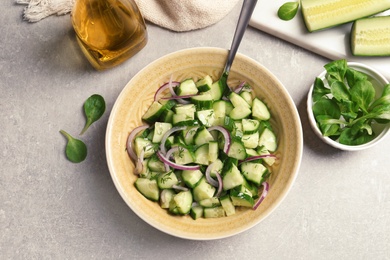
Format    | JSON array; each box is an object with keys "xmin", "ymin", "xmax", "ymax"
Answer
[{"xmin": 1, "ymin": 1, "xmax": 390, "ymax": 259}]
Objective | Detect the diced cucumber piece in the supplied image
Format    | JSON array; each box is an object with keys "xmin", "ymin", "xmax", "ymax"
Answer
[
  {"xmin": 227, "ymin": 137, "xmax": 247, "ymax": 160},
  {"xmin": 351, "ymin": 16, "xmax": 390, "ymax": 56},
  {"xmin": 190, "ymin": 205, "xmax": 204, "ymax": 220},
  {"xmin": 219, "ymin": 195, "xmax": 236, "ymax": 216},
  {"xmin": 193, "ymin": 177, "xmax": 216, "ymax": 202},
  {"xmin": 245, "ymin": 148, "xmax": 259, "ymax": 158},
  {"xmin": 176, "ymin": 78, "xmax": 198, "ymax": 96},
  {"xmin": 301, "ymin": 0, "xmax": 390, "ymax": 32},
  {"xmin": 172, "ymin": 144, "xmax": 195, "ymax": 165},
  {"xmin": 229, "ymin": 106, "xmax": 251, "ymax": 120},
  {"xmin": 257, "ymin": 146, "xmax": 276, "ymax": 166},
  {"xmin": 207, "ymin": 80, "xmax": 226, "ymax": 100},
  {"xmin": 228, "ymin": 92, "xmax": 251, "ymax": 109},
  {"xmin": 152, "ymin": 122, "xmax": 172, "ymax": 143},
  {"xmin": 242, "ymin": 132, "xmax": 259, "ymax": 149},
  {"xmin": 204, "ymin": 206, "xmax": 225, "ymax": 218},
  {"xmin": 172, "ymin": 113, "xmax": 194, "ymax": 126},
  {"xmin": 159, "ymin": 109, "xmax": 174, "ymax": 123},
  {"xmin": 240, "ymin": 177, "xmax": 259, "ymax": 197},
  {"xmin": 183, "ymin": 127, "xmax": 198, "ymax": 145},
  {"xmin": 194, "ymin": 127, "xmax": 214, "ymax": 146},
  {"xmin": 174, "ymin": 104, "xmax": 196, "ymax": 116},
  {"xmin": 170, "ymin": 190, "xmax": 193, "ymax": 215},
  {"xmin": 222, "ymin": 162, "xmax": 244, "ymax": 190},
  {"xmin": 182, "ymin": 169, "xmax": 203, "ymax": 188},
  {"xmin": 191, "ymin": 92, "xmax": 213, "ymax": 110},
  {"xmin": 160, "ymin": 189, "xmax": 175, "ymax": 208},
  {"xmin": 259, "ymin": 128, "xmax": 277, "ymax": 152},
  {"xmin": 134, "ymin": 137, "xmax": 155, "ymax": 158},
  {"xmin": 252, "ymin": 98, "xmax": 270, "ymax": 121},
  {"xmin": 142, "ymin": 101, "xmax": 165, "ymax": 124},
  {"xmin": 230, "ymin": 189, "xmax": 254, "ymax": 207},
  {"xmin": 240, "ymin": 91, "xmax": 253, "ymax": 107},
  {"xmin": 135, "ymin": 178, "xmax": 159, "ymax": 201},
  {"xmin": 147, "ymin": 155, "xmax": 166, "ymax": 172},
  {"xmin": 240, "ymin": 161, "xmax": 268, "ymax": 186},
  {"xmin": 242, "ymin": 119, "xmax": 260, "ymax": 134},
  {"xmin": 199, "ymin": 197, "xmax": 221, "ymax": 208},
  {"xmin": 196, "ymin": 75, "xmax": 213, "ymax": 92},
  {"xmin": 208, "ymin": 141, "xmax": 219, "ymax": 163},
  {"xmin": 194, "ymin": 143, "xmax": 209, "ymax": 165},
  {"xmin": 213, "ymin": 100, "xmax": 234, "ymax": 117},
  {"xmin": 196, "ymin": 109, "xmax": 215, "ymax": 127},
  {"xmin": 157, "ymin": 171, "xmax": 179, "ymax": 189}
]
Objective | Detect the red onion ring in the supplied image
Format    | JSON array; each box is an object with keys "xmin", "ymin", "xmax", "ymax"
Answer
[
  {"xmin": 157, "ymin": 150, "xmax": 200, "ymax": 171},
  {"xmin": 126, "ymin": 125, "xmax": 149, "ymax": 161},
  {"xmin": 207, "ymin": 126, "xmax": 231, "ymax": 154},
  {"xmin": 253, "ymin": 182, "xmax": 269, "ymax": 210},
  {"xmin": 168, "ymin": 76, "xmax": 190, "ymax": 104},
  {"xmin": 214, "ymin": 172, "xmax": 223, "ymax": 197},
  {"xmin": 159, "ymin": 126, "xmax": 187, "ymax": 155},
  {"xmin": 205, "ymin": 162, "xmax": 219, "ymax": 187}
]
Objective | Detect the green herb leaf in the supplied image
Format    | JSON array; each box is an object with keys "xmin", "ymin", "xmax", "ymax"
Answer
[
  {"xmin": 325, "ymin": 59, "xmax": 347, "ymax": 84},
  {"xmin": 339, "ymin": 127, "xmax": 375, "ymax": 145},
  {"xmin": 80, "ymin": 94, "xmax": 106, "ymax": 135},
  {"xmin": 277, "ymin": 2, "xmax": 299, "ymax": 21},
  {"xmin": 60, "ymin": 130, "xmax": 87, "ymax": 163},
  {"xmin": 350, "ymin": 80, "xmax": 375, "ymax": 113},
  {"xmin": 346, "ymin": 67, "xmax": 367, "ymax": 87},
  {"xmin": 312, "ymin": 77, "xmax": 330, "ymax": 102},
  {"xmin": 330, "ymin": 81, "xmax": 350, "ymax": 102}
]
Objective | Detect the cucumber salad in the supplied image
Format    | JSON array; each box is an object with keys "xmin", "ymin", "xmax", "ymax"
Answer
[{"xmin": 126, "ymin": 74, "xmax": 278, "ymax": 219}]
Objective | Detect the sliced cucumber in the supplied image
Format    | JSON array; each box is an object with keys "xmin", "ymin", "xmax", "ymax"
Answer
[
  {"xmin": 219, "ymin": 195, "xmax": 236, "ymax": 216},
  {"xmin": 203, "ymin": 206, "xmax": 225, "ymax": 218},
  {"xmin": 135, "ymin": 178, "xmax": 159, "ymax": 201},
  {"xmin": 157, "ymin": 171, "xmax": 179, "ymax": 189},
  {"xmin": 190, "ymin": 205, "xmax": 204, "ymax": 220},
  {"xmin": 194, "ymin": 143, "xmax": 210, "ymax": 165},
  {"xmin": 252, "ymin": 98, "xmax": 270, "ymax": 121},
  {"xmin": 227, "ymin": 137, "xmax": 247, "ymax": 160},
  {"xmin": 222, "ymin": 162, "xmax": 244, "ymax": 190},
  {"xmin": 170, "ymin": 190, "xmax": 193, "ymax": 215},
  {"xmin": 196, "ymin": 109, "xmax": 215, "ymax": 127},
  {"xmin": 240, "ymin": 161, "xmax": 268, "ymax": 186},
  {"xmin": 177, "ymin": 78, "xmax": 198, "ymax": 96},
  {"xmin": 351, "ymin": 16, "xmax": 390, "ymax": 56},
  {"xmin": 242, "ymin": 119, "xmax": 260, "ymax": 134},
  {"xmin": 182, "ymin": 169, "xmax": 203, "ymax": 188},
  {"xmin": 230, "ymin": 189, "xmax": 254, "ymax": 207},
  {"xmin": 301, "ymin": 0, "xmax": 390, "ymax": 32},
  {"xmin": 196, "ymin": 75, "xmax": 213, "ymax": 92},
  {"xmin": 142, "ymin": 101, "xmax": 165, "ymax": 124},
  {"xmin": 194, "ymin": 127, "xmax": 214, "ymax": 146},
  {"xmin": 229, "ymin": 106, "xmax": 252, "ymax": 120},
  {"xmin": 199, "ymin": 197, "xmax": 221, "ymax": 207},
  {"xmin": 160, "ymin": 189, "xmax": 175, "ymax": 208},
  {"xmin": 191, "ymin": 92, "xmax": 213, "ymax": 110},
  {"xmin": 228, "ymin": 92, "xmax": 251, "ymax": 109},
  {"xmin": 242, "ymin": 132, "xmax": 259, "ymax": 149},
  {"xmin": 259, "ymin": 128, "xmax": 277, "ymax": 152},
  {"xmin": 152, "ymin": 122, "xmax": 172, "ymax": 143},
  {"xmin": 193, "ymin": 177, "xmax": 216, "ymax": 202}
]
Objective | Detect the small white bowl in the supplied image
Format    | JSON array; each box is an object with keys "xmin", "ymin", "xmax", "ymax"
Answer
[{"xmin": 307, "ymin": 62, "xmax": 390, "ymax": 151}]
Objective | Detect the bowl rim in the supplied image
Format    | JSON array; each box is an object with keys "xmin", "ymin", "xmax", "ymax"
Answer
[
  {"xmin": 106, "ymin": 47, "xmax": 303, "ymax": 239},
  {"xmin": 307, "ymin": 61, "xmax": 390, "ymax": 151}
]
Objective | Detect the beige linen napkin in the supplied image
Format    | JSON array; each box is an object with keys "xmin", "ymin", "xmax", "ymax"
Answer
[{"xmin": 16, "ymin": 0, "xmax": 240, "ymax": 32}]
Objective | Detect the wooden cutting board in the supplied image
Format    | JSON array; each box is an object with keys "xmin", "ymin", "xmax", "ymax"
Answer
[{"xmin": 249, "ymin": 0, "xmax": 390, "ymax": 79}]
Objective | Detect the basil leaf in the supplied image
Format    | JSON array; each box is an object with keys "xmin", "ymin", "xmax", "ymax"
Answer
[
  {"xmin": 60, "ymin": 130, "xmax": 87, "ymax": 163},
  {"xmin": 277, "ymin": 2, "xmax": 299, "ymax": 21},
  {"xmin": 80, "ymin": 94, "xmax": 106, "ymax": 135}
]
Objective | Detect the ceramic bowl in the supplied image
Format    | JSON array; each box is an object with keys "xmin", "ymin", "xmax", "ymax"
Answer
[
  {"xmin": 106, "ymin": 47, "xmax": 303, "ymax": 240},
  {"xmin": 307, "ymin": 62, "xmax": 390, "ymax": 151}
]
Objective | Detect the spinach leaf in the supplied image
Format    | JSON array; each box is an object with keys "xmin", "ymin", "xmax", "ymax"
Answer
[
  {"xmin": 80, "ymin": 94, "xmax": 106, "ymax": 135},
  {"xmin": 350, "ymin": 80, "xmax": 375, "ymax": 113},
  {"xmin": 312, "ymin": 77, "xmax": 330, "ymax": 102},
  {"xmin": 60, "ymin": 130, "xmax": 87, "ymax": 163},
  {"xmin": 330, "ymin": 81, "xmax": 350, "ymax": 102},
  {"xmin": 277, "ymin": 2, "xmax": 299, "ymax": 21},
  {"xmin": 346, "ymin": 67, "xmax": 367, "ymax": 87},
  {"xmin": 324, "ymin": 59, "xmax": 347, "ymax": 84}
]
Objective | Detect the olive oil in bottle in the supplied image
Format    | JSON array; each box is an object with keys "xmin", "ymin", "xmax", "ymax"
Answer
[{"xmin": 71, "ymin": 0, "xmax": 147, "ymax": 70}]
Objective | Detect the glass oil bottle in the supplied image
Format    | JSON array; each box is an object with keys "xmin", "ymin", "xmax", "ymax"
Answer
[{"xmin": 71, "ymin": 0, "xmax": 147, "ymax": 70}]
